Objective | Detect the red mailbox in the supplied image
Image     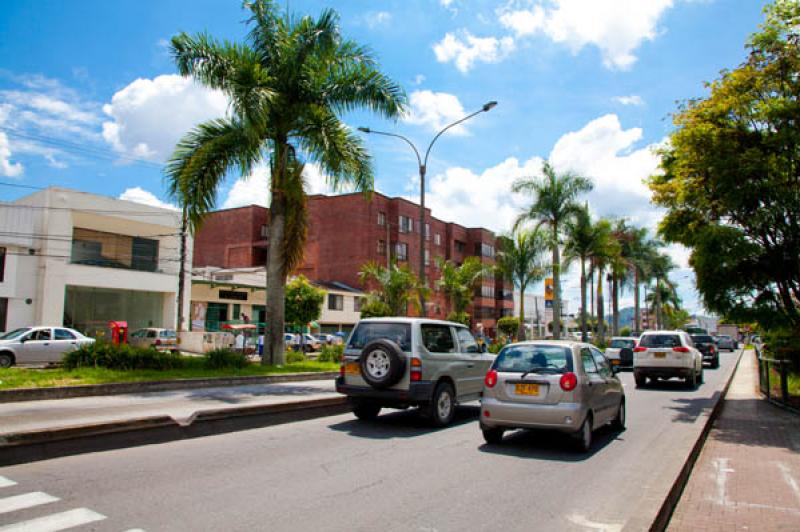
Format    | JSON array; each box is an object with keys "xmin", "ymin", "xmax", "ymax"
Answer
[{"xmin": 109, "ymin": 321, "xmax": 128, "ymax": 345}]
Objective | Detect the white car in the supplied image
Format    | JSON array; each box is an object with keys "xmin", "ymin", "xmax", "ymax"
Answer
[
  {"xmin": 0, "ymin": 326, "xmax": 95, "ymax": 367},
  {"xmin": 605, "ymin": 337, "xmax": 638, "ymax": 369},
  {"xmin": 633, "ymin": 330, "xmax": 703, "ymax": 388}
]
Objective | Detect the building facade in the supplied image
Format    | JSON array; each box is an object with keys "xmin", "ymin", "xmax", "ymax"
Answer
[
  {"xmin": 0, "ymin": 188, "xmax": 190, "ymax": 334},
  {"xmin": 193, "ymin": 192, "xmax": 514, "ymax": 335}
]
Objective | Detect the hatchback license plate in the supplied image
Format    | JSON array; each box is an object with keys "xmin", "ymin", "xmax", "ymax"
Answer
[
  {"xmin": 515, "ymin": 383, "xmax": 539, "ymax": 395},
  {"xmin": 345, "ymin": 362, "xmax": 360, "ymax": 375},
  {"xmin": 654, "ymin": 351, "xmax": 666, "ymax": 358}
]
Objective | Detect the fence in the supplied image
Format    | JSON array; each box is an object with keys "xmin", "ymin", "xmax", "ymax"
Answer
[{"xmin": 757, "ymin": 348, "xmax": 800, "ymax": 412}]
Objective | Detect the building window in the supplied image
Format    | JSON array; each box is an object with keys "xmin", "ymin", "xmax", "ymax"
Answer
[
  {"xmin": 425, "ymin": 223, "xmax": 430, "ymax": 240},
  {"xmin": 398, "ymin": 215, "xmax": 413, "ymax": 233},
  {"xmin": 434, "ymin": 233, "xmax": 441, "ymax": 246},
  {"xmin": 354, "ymin": 296, "xmax": 365, "ymax": 313},
  {"xmin": 378, "ymin": 212, "xmax": 386, "ymax": 226},
  {"xmin": 395, "ymin": 242, "xmax": 408, "ymax": 261},
  {"xmin": 474, "ymin": 306, "xmax": 496, "ymax": 319},
  {"xmin": 377, "ymin": 240, "xmax": 386, "ymax": 256},
  {"xmin": 454, "ymin": 240, "xmax": 466, "ymax": 253},
  {"xmin": 70, "ymin": 228, "xmax": 159, "ymax": 272},
  {"xmin": 328, "ymin": 294, "xmax": 344, "ymax": 311},
  {"xmin": 219, "ymin": 290, "xmax": 248, "ymax": 301},
  {"xmin": 424, "ymin": 249, "xmax": 430, "ymax": 266},
  {"xmin": 0, "ymin": 247, "xmax": 5, "ymax": 282},
  {"xmin": 475, "ymin": 242, "xmax": 495, "ymax": 258},
  {"xmin": 260, "ymin": 224, "xmax": 269, "ymax": 238},
  {"xmin": 480, "ymin": 285, "xmax": 494, "ymax": 298}
]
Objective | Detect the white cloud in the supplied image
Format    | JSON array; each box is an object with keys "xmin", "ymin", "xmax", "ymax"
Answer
[
  {"xmin": 413, "ymin": 74, "xmax": 426, "ymax": 85},
  {"xmin": 0, "ymin": 131, "xmax": 23, "ymax": 177},
  {"xmin": 498, "ymin": 7, "xmax": 546, "ymax": 37},
  {"xmin": 614, "ymin": 95, "xmax": 645, "ymax": 106},
  {"xmin": 440, "ymin": 0, "xmax": 454, "ymax": 6},
  {"xmin": 118, "ymin": 187, "xmax": 178, "ymax": 210},
  {"xmin": 433, "ymin": 31, "xmax": 515, "ymax": 73},
  {"xmin": 102, "ymin": 74, "xmax": 228, "ymax": 162},
  {"xmin": 403, "ymin": 90, "xmax": 470, "ymax": 135},
  {"xmin": 365, "ymin": 11, "xmax": 392, "ymax": 28}
]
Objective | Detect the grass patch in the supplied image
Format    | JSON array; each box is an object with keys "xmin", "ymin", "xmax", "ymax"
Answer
[{"xmin": 0, "ymin": 357, "xmax": 339, "ymax": 391}]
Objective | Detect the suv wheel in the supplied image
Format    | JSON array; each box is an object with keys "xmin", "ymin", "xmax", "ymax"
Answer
[
  {"xmin": 359, "ymin": 340, "xmax": 406, "ymax": 389},
  {"xmin": 0, "ymin": 353, "xmax": 13, "ymax": 368},
  {"xmin": 424, "ymin": 381, "xmax": 456, "ymax": 427},
  {"xmin": 352, "ymin": 402, "xmax": 381, "ymax": 420},
  {"xmin": 634, "ymin": 372, "xmax": 646, "ymax": 388},
  {"xmin": 686, "ymin": 369, "xmax": 697, "ymax": 389}
]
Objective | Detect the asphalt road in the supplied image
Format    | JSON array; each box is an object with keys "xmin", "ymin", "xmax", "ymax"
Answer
[{"xmin": 0, "ymin": 350, "xmax": 740, "ymax": 532}]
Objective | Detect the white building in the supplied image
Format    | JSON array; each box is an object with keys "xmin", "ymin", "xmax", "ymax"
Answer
[
  {"xmin": 0, "ymin": 187, "xmax": 190, "ymax": 334},
  {"xmin": 512, "ymin": 291, "xmax": 571, "ymax": 337}
]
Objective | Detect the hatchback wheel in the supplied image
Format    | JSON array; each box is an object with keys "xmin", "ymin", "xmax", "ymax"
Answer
[
  {"xmin": 0, "ymin": 353, "xmax": 13, "ymax": 369},
  {"xmin": 574, "ymin": 414, "xmax": 593, "ymax": 452},
  {"xmin": 424, "ymin": 381, "xmax": 456, "ymax": 427},
  {"xmin": 612, "ymin": 399, "xmax": 626, "ymax": 431},
  {"xmin": 482, "ymin": 427, "xmax": 505, "ymax": 445}
]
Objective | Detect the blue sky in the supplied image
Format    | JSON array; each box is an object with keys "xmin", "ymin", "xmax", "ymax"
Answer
[{"xmin": 0, "ymin": 0, "xmax": 770, "ymax": 315}]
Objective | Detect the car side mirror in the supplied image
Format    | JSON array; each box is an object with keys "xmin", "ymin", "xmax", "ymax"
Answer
[{"xmin": 19, "ymin": 337, "xmax": 27, "ymax": 343}]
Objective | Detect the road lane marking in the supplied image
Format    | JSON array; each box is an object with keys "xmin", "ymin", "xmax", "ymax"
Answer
[
  {"xmin": 567, "ymin": 514, "xmax": 622, "ymax": 532},
  {"xmin": 710, "ymin": 457, "xmax": 734, "ymax": 506},
  {"xmin": 0, "ymin": 508, "xmax": 106, "ymax": 532},
  {"xmin": 0, "ymin": 492, "xmax": 59, "ymax": 515},
  {"xmin": 0, "ymin": 477, "xmax": 16, "ymax": 489},
  {"xmin": 776, "ymin": 462, "xmax": 800, "ymax": 506}
]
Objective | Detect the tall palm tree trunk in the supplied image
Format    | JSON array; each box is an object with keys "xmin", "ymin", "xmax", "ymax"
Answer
[
  {"xmin": 612, "ymin": 273, "xmax": 619, "ymax": 336},
  {"xmin": 264, "ymin": 142, "xmax": 289, "ymax": 366},
  {"xmin": 597, "ymin": 266, "xmax": 605, "ymax": 344},
  {"xmin": 655, "ymin": 278, "xmax": 663, "ymax": 330},
  {"xmin": 552, "ymin": 225, "xmax": 561, "ymax": 340},
  {"xmin": 634, "ymin": 268, "xmax": 641, "ymax": 333},
  {"xmin": 518, "ymin": 286, "xmax": 526, "ymax": 341},
  {"xmin": 580, "ymin": 257, "xmax": 587, "ymax": 342},
  {"xmin": 590, "ymin": 260, "xmax": 595, "ymax": 319}
]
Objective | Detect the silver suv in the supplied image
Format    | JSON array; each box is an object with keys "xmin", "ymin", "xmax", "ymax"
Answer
[{"xmin": 336, "ymin": 318, "xmax": 494, "ymax": 426}]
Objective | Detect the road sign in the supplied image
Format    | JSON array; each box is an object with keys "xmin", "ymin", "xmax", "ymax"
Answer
[{"xmin": 544, "ymin": 277, "xmax": 554, "ymax": 301}]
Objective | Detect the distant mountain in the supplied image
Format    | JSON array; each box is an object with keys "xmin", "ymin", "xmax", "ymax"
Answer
[{"xmin": 618, "ymin": 307, "xmax": 636, "ymax": 328}]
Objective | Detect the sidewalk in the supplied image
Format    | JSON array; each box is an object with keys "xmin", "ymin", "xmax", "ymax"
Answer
[
  {"xmin": 0, "ymin": 379, "xmax": 338, "ymax": 437},
  {"xmin": 669, "ymin": 350, "xmax": 800, "ymax": 531}
]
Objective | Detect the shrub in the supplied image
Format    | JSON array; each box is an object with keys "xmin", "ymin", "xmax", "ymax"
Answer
[
  {"xmin": 63, "ymin": 342, "xmax": 185, "ymax": 371},
  {"xmin": 620, "ymin": 326, "xmax": 632, "ymax": 337},
  {"xmin": 286, "ymin": 350, "xmax": 307, "ymax": 364},
  {"xmin": 446, "ymin": 311, "xmax": 470, "ymax": 326},
  {"xmin": 318, "ymin": 344, "xmax": 344, "ymax": 363},
  {"xmin": 497, "ymin": 317, "xmax": 520, "ymax": 339},
  {"xmin": 204, "ymin": 348, "xmax": 250, "ymax": 369}
]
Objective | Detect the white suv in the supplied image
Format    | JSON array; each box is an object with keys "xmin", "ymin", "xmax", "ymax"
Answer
[
  {"xmin": 336, "ymin": 318, "xmax": 494, "ymax": 426},
  {"xmin": 633, "ymin": 330, "xmax": 703, "ymax": 388}
]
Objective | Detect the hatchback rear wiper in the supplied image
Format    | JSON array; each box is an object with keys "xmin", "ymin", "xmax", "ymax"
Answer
[{"xmin": 520, "ymin": 367, "xmax": 559, "ymax": 379}]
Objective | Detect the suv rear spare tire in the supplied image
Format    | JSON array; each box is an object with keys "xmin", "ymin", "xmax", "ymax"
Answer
[{"xmin": 359, "ymin": 339, "xmax": 406, "ymax": 389}]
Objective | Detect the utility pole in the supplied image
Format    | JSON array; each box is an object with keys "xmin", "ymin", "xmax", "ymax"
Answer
[{"xmin": 176, "ymin": 207, "xmax": 188, "ymax": 332}]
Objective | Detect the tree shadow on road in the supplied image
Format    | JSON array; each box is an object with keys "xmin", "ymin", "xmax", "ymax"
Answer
[
  {"xmin": 477, "ymin": 425, "xmax": 622, "ymax": 462},
  {"xmin": 327, "ymin": 405, "xmax": 480, "ymax": 439},
  {"xmin": 705, "ymin": 398, "xmax": 800, "ymax": 451},
  {"xmin": 665, "ymin": 392, "xmax": 720, "ymax": 423}
]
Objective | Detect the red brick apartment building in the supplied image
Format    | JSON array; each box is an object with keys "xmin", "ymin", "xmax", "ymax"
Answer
[{"xmin": 193, "ymin": 192, "xmax": 514, "ymax": 334}]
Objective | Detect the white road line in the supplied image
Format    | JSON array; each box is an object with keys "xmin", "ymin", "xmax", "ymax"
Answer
[
  {"xmin": 0, "ymin": 477, "xmax": 16, "ymax": 489},
  {"xmin": 0, "ymin": 508, "xmax": 106, "ymax": 532},
  {"xmin": 0, "ymin": 492, "xmax": 59, "ymax": 514},
  {"xmin": 710, "ymin": 457, "xmax": 734, "ymax": 506},
  {"xmin": 776, "ymin": 462, "xmax": 800, "ymax": 506}
]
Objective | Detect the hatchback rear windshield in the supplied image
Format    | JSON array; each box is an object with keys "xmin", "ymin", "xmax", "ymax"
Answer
[
  {"xmin": 347, "ymin": 323, "xmax": 412, "ymax": 352},
  {"xmin": 691, "ymin": 335, "xmax": 714, "ymax": 343},
  {"xmin": 492, "ymin": 345, "xmax": 573, "ymax": 374},
  {"xmin": 610, "ymin": 339, "xmax": 636, "ymax": 349},
  {"xmin": 639, "ymin": 334, "xmax": 682, "ymax": 348}
]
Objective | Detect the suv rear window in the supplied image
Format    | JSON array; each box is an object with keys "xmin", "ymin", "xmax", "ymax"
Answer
[
  {"xmin": 639, "ymin": 334, "xmax": 682, "ymax": 348},
  {"xmin": 347, "ymin": 323, "xmax": 412, "ymax": 352},
  {"xmin": 492, "ymin": 345, "xmax": 573, "ymax": 374},
  {"xmin": 610, "ymin": 339, "xmax": 635, "ymax": 348},
  {"xmin": 691, "ymin": 335, "xmax": 714, "ymax": 343}
]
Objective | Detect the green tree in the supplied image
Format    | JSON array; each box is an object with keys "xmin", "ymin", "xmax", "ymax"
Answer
[
  {"xmin": 359, "ymin": 262, "xmax": 426, "ymax": 316},
  {"xmin": 513, "ymin": 161, "xmax": 593, "ymax": 339},
  {"xmin": 664, "ymin": 307, "xmax": 691, "ymax": 331},
  {"xmin": 610, "ymin": 220, "xmax": 639, "ymax": 336},
  {"xmin": 649, "ymin": 0, "xmax": 800, "ymax": 330},
  {"xmin": 497, "ymin": 316, "xmax": 521, "ymax": 339},
  {"xmin": 590, "ymin": 219, "xmax": 619, "ymax": 344},
  {"xmin": 645, "ymin": 253, "xmax": 679, "ymax": 329},
  {"xmin": 284, "ymin": 275, "xmax": 325, "ymax": 350},
  {"xmin": 166, "ymin": 0, "xmax": 405, "ymax": 365},
  {"xmin": 436, "ymin": 256, "xmax": 493, "ymax": 319},
  {"xmin": 495, "ymin": 228, "xmax": 550, "ymax": 340},
  {"xmin": 358, "ymin": 298, "xmax": 392, "ymax": 319}
]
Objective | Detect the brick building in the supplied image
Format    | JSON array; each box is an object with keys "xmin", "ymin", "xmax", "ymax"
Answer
[{"xmin": 193, "ymin": 192, "xmax": 514, "ymax": 334}]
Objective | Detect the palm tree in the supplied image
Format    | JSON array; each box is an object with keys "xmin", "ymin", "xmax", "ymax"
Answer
[
  {"xmin": 359, "ymin": 262, "xmax": 426, "ymax": 316},
  {"xmin": 563, "ymin": 205, "xmax": 601, "ymax": 342},
  {"xmin": 436, "ymin": 256, "xmax": 493, "ymax": 325},
  {"xmin": 626, "ymin": 227, "xmax": 650, "ymax": 334},
  {"xmin": 591, "ymin": 219, "xmax": 619, "ymax": 345},
  {"xmin": 644, "ymin": 252, "xmax": 677, "ymax": 329},
  {"xmin": 165, "ymin": 1, "xmax": 405, "ymax": 364},
  {"xmin": 496, "ymin": 228, "xmax": 550, "ymax": 340},
  {"xmin": 610, "ymin": 220, "xmax": 639, "ymax": 336},
  {"xmin": 513, "ymin": 161, "xmax": 593, "ymax": 339}
]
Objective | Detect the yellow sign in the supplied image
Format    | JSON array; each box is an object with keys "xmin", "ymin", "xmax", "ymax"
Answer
[{"xmin": 544, "ymin": 277, "xmax": 554, "ymax": 301}]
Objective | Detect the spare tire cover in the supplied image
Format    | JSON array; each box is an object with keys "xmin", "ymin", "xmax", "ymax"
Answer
[{"xmin": 359, "ymin": 339, "xmax": 406, "ymax": 389}]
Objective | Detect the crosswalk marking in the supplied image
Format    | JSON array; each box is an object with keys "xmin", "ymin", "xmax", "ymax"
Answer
[
  {"xmin": 0, "ymin": 478, "xmax": 16, "ymax": 489},
  {"xmin": 0, "ymin": 508, "xmax": 106, "ymax": 532},
  {"xmin": 0, "ymin": 492, "xmax": 59, "ymax": 515}
]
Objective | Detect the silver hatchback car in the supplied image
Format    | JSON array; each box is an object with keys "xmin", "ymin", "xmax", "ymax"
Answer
[{"xmin": 480, "ymin": 341, "xmax": 625, "ymax": 452}]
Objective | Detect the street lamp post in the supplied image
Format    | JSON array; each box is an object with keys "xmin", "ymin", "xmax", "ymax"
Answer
[{"xmin": 359, "ymin": 101, "xmax": 497, "ymax": 317}]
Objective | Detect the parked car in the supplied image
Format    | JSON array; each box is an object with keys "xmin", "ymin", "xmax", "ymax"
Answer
[
  {"xmin": 480, "ymin": 340, "xmax": 625, "ymax": 452},
  {"xmin": 691, "ymin": 334, "xmax": 719, "ymax": 368},
  {"xmin": 715, "ymin": 334, "xmax": 737, "ymax": 352},
  {"xmin": 316, "ymin": 333, "xmax": 344, "ymax": 346},
  {"xmin": 286, "ymin": 333, "xmax": 321, "ymax": 353},
  {"xmin": 604, "ymin": 337, "xmax": 638, "ymax": 369},
  {"xmin": 0, "ymin": 326, "xmax": 95, "ymax": 367},
  {"xmin": 129, "ymin": 328, "xmax": 179, "ymax": 352},
  {"xmin": 633, "ymin": 331, "xmax": 703, "ymax": 388},
  {"xmin": 336, "ymin": 318, "xmax": 494, "ymax": 426}
]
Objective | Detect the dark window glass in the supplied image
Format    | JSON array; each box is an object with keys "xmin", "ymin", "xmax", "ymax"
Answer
[
  {"xmin": 347, "ymin": 322, "xmax": 411, "ymax": 351},
  {"xmin": 0, "ymin": 247, "xmax": 5, "ymax": 282},
  {"xmin": 421, "ymin": 324, "xmax": 455, "ymax": 353},
  {"xmin": 592, "ymin": 348, "xmax": 612, "ymax": 377},
  {"xmin": 328, "ymin": 294, "xmax": 344, "ymax": 311},
  {"xmin": 493, "ymin": 345, "xmax": 573, "ymax": 373},
  {"xmin": 582, "ymin": 349, "xmax": 598, "ymax": 374},
  {"xmin": 691, "ymin": 335, "xmax": 714, "ymax": 344},
  {"xmin": 639, "ymin": 334, "xmax": 682, "ymax": 348},
  {"xmin": 31, "ymin": 329, "xmax": 51, "ymax": 341},
  {"xmin": 54, "ymin": 328, "xmax": 76, "ymax": 340},
  {"xmin": 219, "ymin": 290, "xmax": 248, "ymax": 301},
  {"xmin": 610, "ymin": 339, "xmax": 636, "ymax": 348},
  {"xmin": 456, "ymin": 327, "xmax": 480, "ymax": 353}
]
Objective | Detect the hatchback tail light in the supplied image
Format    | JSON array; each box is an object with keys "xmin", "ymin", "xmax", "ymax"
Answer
[
  {"xmin": 633, "ymin": 346, "xmax": 647, "ymax": 353},
  {"xmin": 560, "ymin": 372, "xmax": 578, "ymax": 391},
  {"xmin": 484, "ymin": 369, "xmax": 498, "ymax": 388},
  {"xmin": 673, "ymin": 346, "xmax": 690, "ymax": 353},
  {"xmin": 410, "ymin": 358, "xmax": 422, "ymax": 382}
]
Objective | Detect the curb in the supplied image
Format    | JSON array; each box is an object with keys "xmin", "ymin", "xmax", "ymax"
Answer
[
  {"xmin": 0, "ymin": 396, "xmax": 348, "ymax": 467},
  {"xmin": 0, "ymin": 372, "xmax": 339, "ymax": 403},
  {"xmin": 647, "ymin": 349, "xmax": 746, "ymax": 532}
]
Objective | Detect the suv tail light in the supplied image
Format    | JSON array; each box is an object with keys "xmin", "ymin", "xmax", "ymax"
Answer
[
  {"xmin": 339, "ymin": 360, "xmax": 345, "ymax": 378},
  {"xmin": 673, "ymin": 346, "xmax": 690, "ymax": 353},
  {"xmin": 560, "ymin": 372, "xmax": 578, "ymax": 391},
  {"xmin": 410, "ymin": 357, "xmax": 422, "ymax": 382},
  {"xmin": 484, "ymin": 369, "xmax": 498, "ymax": 388},
  {"xmin": 633, "ymin": 346, "xmax": 647, "ymax": 352}
]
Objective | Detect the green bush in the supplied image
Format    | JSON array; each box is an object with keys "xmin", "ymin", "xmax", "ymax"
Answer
[
  {"xmin": 620, "ymin": 326, "xmax": 632, "ymax": 337},
  {"xmin": 497, "ymin": 317, "xmax": 520, "ymax": 339},
  {"xmin": 286, "ymin": 350, "xmax": 307, "ymax": 364},
  {"xmin": 63, "ymin": 342, "xmax": 185, "ymax": 371},
  {"xmin": 204, "ymin": 348, "xmax": 250, "ymax": 369},
  {"xmin": 318, "ymin": 344, "xmax": 344, "ymax": 363},
  {"xmin": 446, "ymin": 311, "xmax": 470, "ymax": 326}
]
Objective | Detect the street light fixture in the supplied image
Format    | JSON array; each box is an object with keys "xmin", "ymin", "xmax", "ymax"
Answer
[{"xmin": 358, "ymin": 101, "xmax": 498, "ymax": 317}]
